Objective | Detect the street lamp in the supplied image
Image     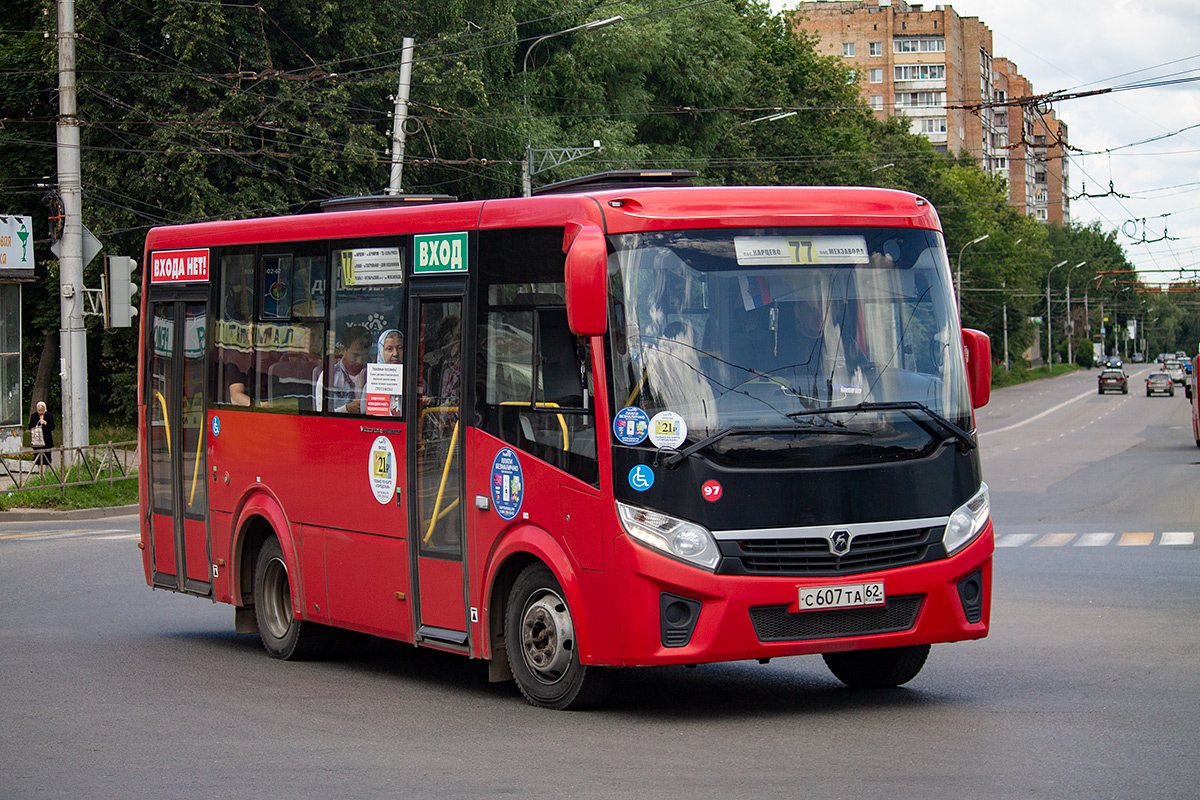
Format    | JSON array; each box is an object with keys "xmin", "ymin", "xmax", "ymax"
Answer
[
  {"xmin": 1046, "ymin": 259, "xmax": 1069, "ymax": 371},
  {"xmin": 956, "ymin": 234, "xmax": 989, "ymax": 319},
  {"xmin": 521, "ymin": 16, "xmax": 623, "ymax": 196},
  {"xmin": 1065, "ymin": 261, "xmax": 1086, "ymax": 365}
]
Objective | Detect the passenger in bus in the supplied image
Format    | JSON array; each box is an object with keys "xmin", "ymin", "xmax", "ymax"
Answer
[
  {"xmin": 375, "ymin": 328, "xmax": 404, "ymax": 416},
  {"xmin": 315, "ymin": 325, "xmax": 371, "ymax": 413},
  {"xmin": 376, "ymin": 328, "xmax": 403, "ymax": 364}
]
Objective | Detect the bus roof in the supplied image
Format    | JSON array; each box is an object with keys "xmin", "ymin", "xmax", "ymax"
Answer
[{"xmin": 144, "ymin": 185, "xmax": 940, "ymax": 252}]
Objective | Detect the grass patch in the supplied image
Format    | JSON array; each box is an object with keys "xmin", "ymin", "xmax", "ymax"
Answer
[
  {"xmin": 1, "ymin": 444, "xmax": 138, "ymax": 512},
  {"xmin": 992, "ymin": 362, "xmax": 1083, "ymax": 388}
]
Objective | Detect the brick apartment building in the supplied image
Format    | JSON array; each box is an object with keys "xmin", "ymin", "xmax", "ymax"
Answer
[{"xmin": 790, "ymin": 0, "xmax": 1070, "ymax": 224}]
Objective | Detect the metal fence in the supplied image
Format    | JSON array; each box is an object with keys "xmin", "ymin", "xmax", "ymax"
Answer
[{"xmin": 0, "ymin": 441, "xmax": 138, "ymax": 495}]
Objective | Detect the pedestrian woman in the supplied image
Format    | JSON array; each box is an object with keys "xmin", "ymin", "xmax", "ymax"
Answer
[{"xmin": 28, "ymin": 401, "xmax": 54, "ymax": 467}]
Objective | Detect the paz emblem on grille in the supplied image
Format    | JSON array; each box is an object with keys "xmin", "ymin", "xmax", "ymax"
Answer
[{"xmin": 829, "ymin": 529, "xmax": 851, "ymax": 556}]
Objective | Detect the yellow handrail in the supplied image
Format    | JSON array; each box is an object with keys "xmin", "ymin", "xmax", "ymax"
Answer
[
  {"xmin": 187, "ymin": 397, "xmax": 204, "ymax": 508},
  {"xmin": 153, "ymin": 390, "xmax": 171, "ymax": 456},
  {"xmin": 423, "ymin": 420, "xmax": 459, "ymax": 544}
]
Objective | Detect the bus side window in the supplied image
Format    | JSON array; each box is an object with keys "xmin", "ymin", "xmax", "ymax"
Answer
[
  {"xmin": 476, "ymin": 228, "xmax": 598, "ymax": 485},
  {"xmin": 214, "ymin": 252, "xmax": 256, "ymax": 407}
]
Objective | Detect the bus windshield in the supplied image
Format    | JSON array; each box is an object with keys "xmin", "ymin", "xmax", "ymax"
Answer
[{"xmin": 608, "ymin": 227, "xmax": 973, "ymax": 465}]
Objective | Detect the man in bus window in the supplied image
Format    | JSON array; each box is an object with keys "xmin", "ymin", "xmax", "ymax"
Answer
[{"xmin": 315, "ymin": 325, "xmax": 371, "ymax": 413}]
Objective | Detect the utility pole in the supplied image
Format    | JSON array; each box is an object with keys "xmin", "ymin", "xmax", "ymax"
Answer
[
  {"xmin": 386, "ymin": 37, "xmax": 415, "ymax": 196},
  {"xmin": 56, "ymin": 0, "xmax": 89, "ymax": 449}
]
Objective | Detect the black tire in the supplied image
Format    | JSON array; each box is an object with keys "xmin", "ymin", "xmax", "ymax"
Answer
[
  {"xmin": 822, "ymin": 644, "xmax": 931, "ymax": 688},
  {"xmin": 505, "ymin": 563, "xmax": 610, "ymax": 709},
  {"xmin": 253, "ymin": 536, "xmax": 330, "ymax": 660}
]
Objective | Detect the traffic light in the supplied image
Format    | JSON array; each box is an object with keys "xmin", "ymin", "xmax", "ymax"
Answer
[{"xmin": 107, "ymin": 255, "xmax": 138, "ymax": 328}]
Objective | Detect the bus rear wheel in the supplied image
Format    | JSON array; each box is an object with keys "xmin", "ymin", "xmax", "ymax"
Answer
[
  {"xmin": 505, "ymin": 563, "xmax": 609, "ymax": 710},
  {"xmin": 822, "ymin": 644, "xmax": 930, "ymax": 688},
  {"xmin": 253, "ymin": 536, "xmax": 329, "ymax": 660}
]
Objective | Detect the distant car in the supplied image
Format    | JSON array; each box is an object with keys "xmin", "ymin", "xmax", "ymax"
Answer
[
  {"xmin": 1131, "ymin": 352, "xmax": 1144, "ymax": 363},
  {"xmin": 1104, "ymin": 356, "xmax": 1123, "ymax": 370},
  {"xmin": 1146, "ymin": 372, "xmax": 1174, "ymax": 397},
  {"xmin": 1175, "ymin": 351, "xmax": 1188, "ymax": 362},
  {"xmin": 1098, "ymin": 369, "xmax": 1128, "ymax": 394},
  {"xmin": 1164, "ymin": 360, "xmax": 1185, "ymax": 384}
]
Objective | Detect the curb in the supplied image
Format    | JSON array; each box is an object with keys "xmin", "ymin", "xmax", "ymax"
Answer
[{"xmin": 0, "ymin": 504, "xmax": 138, "ymax": 522}]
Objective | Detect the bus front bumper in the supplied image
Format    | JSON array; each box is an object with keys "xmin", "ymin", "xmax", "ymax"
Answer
[{"xmin": 605, "ymin": 521, "xmax": 993, "ymax": 667}]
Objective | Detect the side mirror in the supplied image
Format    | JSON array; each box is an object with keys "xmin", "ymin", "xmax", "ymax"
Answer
[
  {"xmin": 562, "ymin": 220, "xmax": 608, "ymax": 337},
  {"xmin": 962, "ymin": 328, "xmax": 991, "ymax": 409}
]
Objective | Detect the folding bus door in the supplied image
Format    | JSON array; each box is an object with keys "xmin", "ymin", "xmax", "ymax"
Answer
[
  {"xmin": 146, "ymin": 300, "xmax": 211, "ymax": 595},
  {"xmin": 407, "ymin": 290, "xmax": 469, "ymax": 648}
]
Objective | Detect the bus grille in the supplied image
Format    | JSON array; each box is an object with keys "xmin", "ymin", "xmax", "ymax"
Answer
[
  {"xmin": 719, "ymin": 526, "xmax": 938, "ymax": 577},
  {"xmin": 749, "ymin": 596, "xmax": 923, "ymax": 642}
]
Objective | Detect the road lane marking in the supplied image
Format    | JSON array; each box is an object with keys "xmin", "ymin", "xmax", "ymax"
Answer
[
  {"xmin": 1162, "ymin": 531, "xmax": 1195, "ymax": 546},
  {"xmin": 0, "ymin": 528, "xmax": 131, "ymax": 542},
  {"xmin": 1076, "ymin": 532, "xmax": 1115, "ymax": 546},
  {"xmin": 978, "ymin": 387, "xmax": 1097, "ymax": 436},
  {"xmin": 1034, "ymin": 533, "xmax": 1077, "ymax": 547},
  {"xmin": 996, "ymin": 533, "xmax": 1038, "ymax": 547},
  {"xmin": 1118, "ymin": 532, "xmax": 1154, "ymax": 546}
]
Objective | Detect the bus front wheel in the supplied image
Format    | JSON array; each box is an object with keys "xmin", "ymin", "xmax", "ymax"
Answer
[
  {"xmin": 505, "ymin": 563, "xmax": 609, "ymax": 709},
  {"xmin": 822, "ymin": 644, "xmax": 930, "ymax": 688},
  {"xmin": 253, "ymin": 536, "xmax": 329, "ymax": 660}
]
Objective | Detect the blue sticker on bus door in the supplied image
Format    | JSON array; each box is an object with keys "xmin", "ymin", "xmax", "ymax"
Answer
[
  {"xmin": 491, "ymin": 447, "xmax": 524, "ymax": 521},
  {"xmin": 613, "ymin": 406, "xmax": 650, "ymax": 445},
  {"xmin": 212, "ymin": 416, "xmax": 220, "ymax": 437}
]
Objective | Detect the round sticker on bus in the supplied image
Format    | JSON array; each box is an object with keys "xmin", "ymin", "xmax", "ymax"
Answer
[
  {"xmin": 701, "ymin": 480, "xmax": 723, "ymax": 502},
  {"xmin": 368, "ymin": 436, "xmax": 397, "ymax": 505},
  {"xmin": 613, "ymin": 406, "xmax": 650, "ymax": 446},
  {"xmin": 648, "ymin": 411, "xmax": 687, "ymax": 449},
  {"xmin": 628, "ymin": 464, "xmax": 655, "ymax": 492},
  {"xmin": 491, "ymin": 447, "xmax": 524, "ymax": 521}
]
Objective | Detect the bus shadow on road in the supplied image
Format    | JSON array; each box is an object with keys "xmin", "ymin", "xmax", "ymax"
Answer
[{"xmin": 153, "ymin": 628, "xmax": 955, "ymax": 716}]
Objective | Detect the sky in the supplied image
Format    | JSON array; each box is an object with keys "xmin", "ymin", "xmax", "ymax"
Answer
[{"xmin": 778, "ymin": 0, "xmax": 1200, "ymax": 287}]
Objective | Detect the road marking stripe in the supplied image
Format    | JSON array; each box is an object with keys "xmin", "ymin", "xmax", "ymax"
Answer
[
  {"xmin": 1076, "ymin": 532, "xmax": 1115, "ymax": 547},
  {"xmin": 996, "ymin": 533, "xmax": 1038, "ymax": 547},
  {"xmin": 1161, "ymin": 531, "xmax": 1194, "ymax": 546},
  {"xmin": 979, "ymin": 387, "xmax": 1098, "ymax": 436},
  {"xmin": 1034, "ymin": 533, "xmax": 1076, "ymax": 547},
  {"xmin": 1118, "ymin": 532, "xmax": 1154, "ymax": 546}
]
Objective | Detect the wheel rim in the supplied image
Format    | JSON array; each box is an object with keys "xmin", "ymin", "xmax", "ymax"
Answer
[
  {"xmin": 260, "ymin": 555, "xmax": 293, "ymax": 640},
  {"xmin": 519, "ymin": 588, "xmax": 575, "ymax": 685}
]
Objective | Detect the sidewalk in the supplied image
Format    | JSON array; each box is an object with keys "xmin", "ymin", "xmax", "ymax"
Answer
[{"xmin": 0, "ymin": 504, "xmax": 138, "ymax": 522}]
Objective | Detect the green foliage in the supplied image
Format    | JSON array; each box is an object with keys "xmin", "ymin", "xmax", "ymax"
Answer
[{"xmin": 6, "ymin": 0, "xmax": 1192, "ymax": 432}]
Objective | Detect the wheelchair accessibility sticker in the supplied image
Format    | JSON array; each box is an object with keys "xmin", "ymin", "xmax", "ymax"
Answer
[{"xmin": 628, "ymin": 464, "xmax": 655, "ymax": 492}]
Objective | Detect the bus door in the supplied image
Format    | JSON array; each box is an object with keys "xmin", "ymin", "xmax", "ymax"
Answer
[
  {"xmin": 408, "ymin": 288, "xmax": 469, "ymax": 648},
  {"xmin": 146, "ymin": 299, "xmax": 211, "ymax": 595}
]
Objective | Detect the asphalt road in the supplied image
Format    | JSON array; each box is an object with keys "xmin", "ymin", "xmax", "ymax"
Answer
[{"xmin": 2, "ymin": 368, "xmax": 1198, "ymax": 799}]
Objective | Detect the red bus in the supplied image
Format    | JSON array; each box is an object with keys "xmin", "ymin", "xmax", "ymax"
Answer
[{"xmin": 139, "ymin": 172, "xmax": 994, "ymax": 708}]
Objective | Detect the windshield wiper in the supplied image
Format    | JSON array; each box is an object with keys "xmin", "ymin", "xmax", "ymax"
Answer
[
  {"xmin": 787, "ymin": 401, "xmax": 976, "ymax": 451},
  {"xmin": 661, "ymin": 423, "xmax": 872, "ymax": 469}
]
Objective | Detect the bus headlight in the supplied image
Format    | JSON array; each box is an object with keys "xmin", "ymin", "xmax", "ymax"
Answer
[
  {"xmin": 617, "ymin": 501, "xmax": 720, "ymax": 571},
  {"xmin": 943, "ymin": 483, "xmax": 990, "ymax": 555}
]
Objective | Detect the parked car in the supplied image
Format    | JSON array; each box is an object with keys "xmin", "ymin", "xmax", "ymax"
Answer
[
  {"xmin": 1164, "ymin": 360, "xmax": 1185, "ymax": 384},
  {"xmin": 1098, "ymin": 369, "xmax": 1129, "ymax": 394},
  {"xmin": 1131, "ymin": 352, "xmax": 1145, "ymax": 363},
  {"xmin": 1146, "ymin": 372, "xmax": 1175, "ymax": 397}
]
